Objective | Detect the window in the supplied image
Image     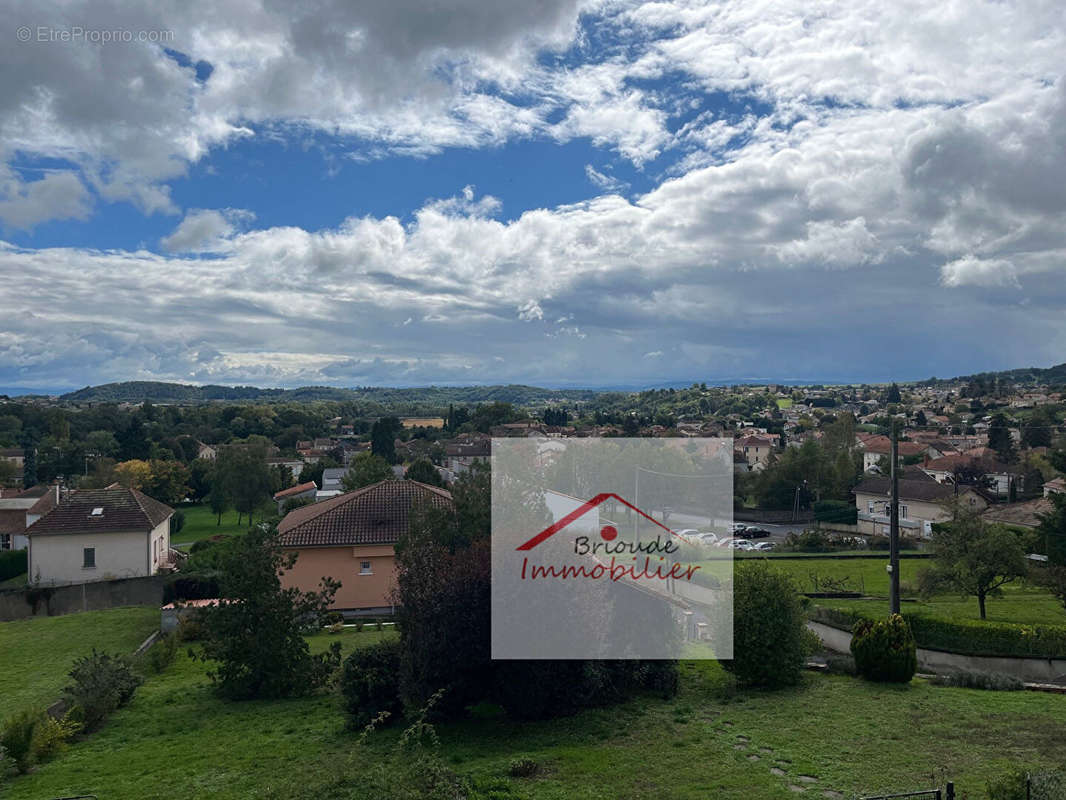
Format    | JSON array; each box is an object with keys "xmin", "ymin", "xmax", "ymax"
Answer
[
  {"xmin": 83, "ymin": 547, "xmax": 96, "ymax": 569},
  {"xmin": 91, "ymin": 507, "xmax": 104, "ymax": 516},
  {"xmin": 359, "ymin": 560, "xmax": 373, "ymax": 575},
  {"xmin": 0, "ymin": 533, "xmax": 10, "ymax": 551},
  {"xmin": 900, "ymin": 504, "xmax": 908, "ymax": 519}
]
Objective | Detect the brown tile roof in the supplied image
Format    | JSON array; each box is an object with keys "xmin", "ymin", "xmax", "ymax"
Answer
[
  {"xmin": 982, "ymin": 497, "xmax": 1053, "ymax": 528},
  {"xmin": 28, "ymin": 488, "xmax": 173, "ymax": 536},
  {"xmin": 922, "ymin": 452, "xmax": 1013, "ymax": 473},
  {"xmin": 277, "ymin": 479, "xmax": 453, "ymax": 548},
  {"xmin": 273, "ymin": 481, "xmax": 318, "ymax": 500},
  {"xmin": 854, "ymin": 477, "xmax": 961, "ymax": 503},
  {"xmin": 0, "ymin": 509, "xmax": 26, "ymax": 534}
]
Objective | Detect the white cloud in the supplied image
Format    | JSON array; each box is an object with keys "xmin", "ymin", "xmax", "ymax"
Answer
[
  {"xmin": 0, "ymin": 169, "xmax": 92, "ymax": 230},
  {"xmin": 939, "ymin": 256, "xmax": 1020, "ymax": 289},
  {"xmin": 161, "ymin": 208, "xmax": 255, "ymax": 252}
]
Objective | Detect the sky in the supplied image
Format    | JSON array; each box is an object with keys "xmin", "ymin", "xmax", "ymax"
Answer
[{"xmin": 1, "ymin": 0, "xmax": 1065, "ymax": 392}]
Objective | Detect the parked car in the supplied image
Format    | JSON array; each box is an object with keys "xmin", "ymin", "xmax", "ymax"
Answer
[
  {"xmin": 742, "ymin": 527, "xmax": 771, "ymax": 539},
  {"xmin": 730, "ymin": 522, "xmax": 749, "ymax": 533},
  {"xmin": 752, "ymin": 541, "xmax": 776, "ymax": 552},
  {"xmin": 730, "ymin": 539, "xmax": 754, "ymax": 550},
  {"xmin": 698, "ymin": 532, "xmax": 719, "ymax": 544}
]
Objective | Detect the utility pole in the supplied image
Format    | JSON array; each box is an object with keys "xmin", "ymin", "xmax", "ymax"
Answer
[{"xmin": 889, "ymin": 420, "xmax": 901, "ymax": 615}]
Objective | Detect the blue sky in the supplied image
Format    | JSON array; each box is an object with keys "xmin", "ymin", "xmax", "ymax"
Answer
[{"xmin": 1, "ymin": 0, "xmax": 1064, "ymax": 391}]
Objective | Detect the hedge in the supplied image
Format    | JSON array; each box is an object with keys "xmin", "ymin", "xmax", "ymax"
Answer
[
  {"xmin": 0, "ymin": 549, "xmax": 27, "ymax": 582},
  {"xmin": 811, "ymin": 605, "xmax": 1066, "ymax": 660}
]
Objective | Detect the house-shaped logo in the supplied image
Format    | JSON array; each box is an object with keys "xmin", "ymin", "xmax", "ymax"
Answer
[{"xmin": 516, "ymin": 492, "xmax": 685, "ymax": 551}]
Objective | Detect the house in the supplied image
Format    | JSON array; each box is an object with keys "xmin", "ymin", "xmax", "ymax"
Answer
[
  {"xmin": 734, "ymin": 435, "xmax": 774, "ymax": 472},
  {"xmin": 853, "ymin": 475, "xmax": 989, "ymax": 538},
  {"xmin": 1044, "ymin": 478, "xmax": 1066, "ymax": 498},
  {"xmin": 444, "ymin": 438, "xmax": 490, "ymax": 474},
  {"xmin": 0, "ymin": 448, "xmax": 26, "ymax": 483},
  {"xmin": 26, "ymin": 488, "xmax": 174, "ymax": 585},
  {"xmin": 277, "ymin": 479, "xmax": 453, "ymax": 614},
  {"xmin": 0, "ymin": 485, "xmax": 60, "ymax": 551},
  {"xmin": 273, "ymin": 481, "xmax": 318, "ymax": 513},
  {"xmin": 196, "ymin": 441, "xmax": 218, "ymax": 460},
  {"xmin": 920, "ymin": 451, "xmax": 1020, "ymax": 497},
  {"xmin": 320, "ymin": 467, "xmax": 346, "ymax": 493},
  {"xmin": 982, "ymin": 497, "xmax": 1054, "ymax": 529},
  {"xmin": 856, "ymin": 435, "xmax": 928, "ymax": 472}
]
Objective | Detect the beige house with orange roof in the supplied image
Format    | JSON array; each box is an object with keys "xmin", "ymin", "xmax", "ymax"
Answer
[{"xmin": 277, "ymin": 479, "xmax": 453, "ymax": 615}]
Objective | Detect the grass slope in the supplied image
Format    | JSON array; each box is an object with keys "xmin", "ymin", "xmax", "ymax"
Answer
[
  {"xmin": 7, "ymin": 634, "xmax": 1066, "ymax": 799},
  {"xmin": 172, "ymin": 503, "xmax": 274, "ymax": 547},
  {"xmin": 0, "ymin": 606, "xmax": 159, "ymax": 720}
]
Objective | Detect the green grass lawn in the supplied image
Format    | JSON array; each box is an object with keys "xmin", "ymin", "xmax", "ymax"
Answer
[
  {"xmin": 0, "ymin": 606, "xmax": 160, "ymax": 720},
  {"xmin": 775, "ymin": 398, "xmax": 793, "ymax": 409},
  {"xmin": 0, "ymin": 572, "xmax": 27, "ymax": 589},
  {"xmin": 171, "ymin": 502, "xmax": 275, "ymax": 547},
  {"xmin": 6, "ymin": 632, "xmax": 1066, "ymax": 800},
  {"xmin": 740, "ymin": 556, "xmax": 1066, "ymax": 627}
]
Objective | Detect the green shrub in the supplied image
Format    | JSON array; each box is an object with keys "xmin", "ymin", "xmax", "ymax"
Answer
[
  {"xmin": 508, "ymin": 757, "xmax": 539, "ymax": 778},
  {"xmin": 340, "ymin": 639, "xmax": 404, "ymax": 729},
  {"xmin": 812, "ymin": 606, "xmax": 1066, "ymax": 659},
  {"xmin": 930, "ymin": 670, "xmax": 1023, "ymax": 691},
  {"xmin": 0, "ymin": 708, "xmax": 39, "ymax": 773},
  {"xmin": 851, "ymin": 614, "xmax": 917, "ymax": 683},
  {"xmin": 176, "ymin": 613, "xmax": 205, "ymax": 642},
  {"xmin": 986, "ymin": 767, "xmax": 1066, "ymax": 800},
  {"xmin": 63, "ymin": 650, "xmax": 143, "ymax": 732},
  {"xmin": 723, "ymin": 562, "xmax": 807, "ymax": 688},
  {"xmin": 30, "ymin": 712, "xmax": 80, "ymax": 762},
  {"xmin": 145, "ymin": 633, "xmax": 178, "ymax": 674},
  {"xmin": 0, "ymin": 549, "xmax": 27, "ymax": 582}
]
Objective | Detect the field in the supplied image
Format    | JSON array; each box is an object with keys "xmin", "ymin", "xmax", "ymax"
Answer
[
  {"xmin": 171, "ymin": 502, "xmax": 274, "ymax": 547},
  {"xmin": 0, "ymin": 606, "xmax": 160, "ymax": 719},
  {"xmin": 775, "ymin": 398, "xmax": 794, "ymax": 409},
  {"xmin": 740, "ymin": 555, "xmax": 1066, "ymax": 627},
  {"xmin": 5, "ymin": 626, "xmax": 1066, "ymax": 799}
]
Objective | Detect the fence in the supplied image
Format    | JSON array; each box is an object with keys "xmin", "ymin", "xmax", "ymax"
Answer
[
  {"xmin": 734, "ymin": 508, "xmax": 815, "ymax": 524},
  {"xmin": 0, "ymin": 574, "xmax": 164, "ymax": 621},
  {"xmin": 863, "ymin": 783, "xmax": 953, "ymax": 800}
]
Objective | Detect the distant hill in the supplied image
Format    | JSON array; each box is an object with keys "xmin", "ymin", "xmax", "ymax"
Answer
[
  {"xmin": 922, "ymin": 362, "xmax": 1066, "ymax": 387},
  {"xmin": 58, "ymin": 381, "xmax": 603, "ymax": 407}
]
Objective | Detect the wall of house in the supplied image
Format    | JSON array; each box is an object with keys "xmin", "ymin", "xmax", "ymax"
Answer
[
  {"xmin": 854, "ymin": 491, "xmax": 987, "ymax": 537},
  {"xmin": 29, "ymin": 527, "xmax": 155, "ymax": 585},
  {"xmin": 281, "ymin": 544, "xmax": 398, "ymax": 612},
  {"xmin": 149, "ymin": 518, "xmax": 170, "ymax": 573}
]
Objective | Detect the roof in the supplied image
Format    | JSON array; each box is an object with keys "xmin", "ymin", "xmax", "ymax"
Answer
[
  {"xmin": 921, "ymin": 452, "xmax": 1013, "ymax": 474},
  {"xmin": 854, "ymin": 477, "xmax": 964, "ymax": 503},
  {"xmin": 860, "ymin": 436, "xmax": 927, "ymax": 456},
  {"xmin": 28, "ymin": 488, "xmax": 173, "ymax": 536},
  {"xmin": 273, "ymin": 481, "xmax": 317, "ymax": 500},
  {"xmin": 1045, "ymin": 477, "xmax": 1066, "ymax": 493},
  {"xmin": 0, "ymin": 509, "xmax": 26, "ymax": 534},
  {"xmin": 982, "ymin": 497, "xmax": 1053, "ymax": 528},
  {"xmin": 277, "ymin": 479, "xmax": 453, "ymax": 547}
]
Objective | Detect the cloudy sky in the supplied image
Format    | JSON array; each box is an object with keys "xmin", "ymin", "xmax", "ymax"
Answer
[{"xmin": 1, "ymin": 0, "xmax": 1064, "ymax": 391}]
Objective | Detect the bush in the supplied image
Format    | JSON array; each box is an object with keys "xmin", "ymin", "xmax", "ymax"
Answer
[
  {"xmin": 340, "ymin": 639, "xmax": 404, "ymax": 729},
  {"xmin": 30, "ymin": 712, "xmax": 80, "ymax": 762},
  {"xmin": 987, "ymin": 767, "xmax": 1066, "ymax": 800},
  {"xmin": 63, "ymin": 650, "xmax": 143, "ymax": 732},
  {"xmin": 509, "ymin": 757, "xmax": 539, "ymax": 778},
  {"xmin": 176, "ymin": 613, "xmax": 205, "ymax": 642},
  {"xmin": 723, "ymin": 562, "xmax": 807, "ymax": 688},
  {"xmin": 0, "ymin": 708, "xmax": 39, "ymax": 773},
  {"xmin": 171, "ymin": 509, "xmax": 186, "ymax": 535},
  {"xmin": 851, "ymin": 614, "xmax": 917, "ymax": 683},
  {"xmin": 0, "ymin": 549, "xmax": 27, "ymax": 582},
  {"xmin": 163, "ymin": 573, "xmax": 221, "ymax": 604},
  {"xmin": 930, "ymin": 670, "xmax": 1024, "ymax": 691},
  {"xmin": 145, "ymin": 633, "xmax": 178, "ymax": 674},
  {"xmin": 811, "ymin": 606, "xmax": 1066, "ymax": 659}
]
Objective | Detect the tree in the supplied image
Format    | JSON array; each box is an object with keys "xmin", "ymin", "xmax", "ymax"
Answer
[
  {"xmin": 404, "ymin": 458, "xmax": 443, "ymax": 487},
  {"xmin": 142, "ymin": 459, "xmax": 190, "ymax": 505},
  {"xmin": 298, "ymin": 455, "xmax": 340, "ymax": 489},
  {"xmin": 207, "ymin": 468, "xmax": 231, "ymax": 526},
  {"xmin": 342, "ymin": 452, "xmax": 393, "ymax": 491},
  {"xmin": 1035, "ymin": 493, "xmax": 1066, "ymax": 611},
  {"xmin": 987, "ymin": 413, "xmax": 1016, "ymax": 463},
  {"xmin": 885, "ymin": 383, "xmax": 902, "ymax": 404},
  {"xmin": 1021, "ymin": 410, "xmax": 1053, "ymax": 449},
  {"xmin": 196, "ymin": 523, "xmax": 340, "ymax": 699},
  {"xmin": 371, "ymin": 417, "xmax": 401, "ymax": 463},
  {"xmin": 187, "ymin": 458, "xmax": 214, "ymax": 502},
  {"xmin": 0, "ymin": 458, "xmax": 16, "ymax": 487},
  {"xmin": 112, "ymin": 459, "xmax": 152, "ymax": 490},
  {"xmin": 920, "ymin": 504, "xmax": 1027, "ymax": 619},
  {"xmin": 217, "ymin": 442, "xmax": 272, "ymax": 526},
  {"xmin": 724, "ymin": 562, "xmax": 807, "ymax": 688}
]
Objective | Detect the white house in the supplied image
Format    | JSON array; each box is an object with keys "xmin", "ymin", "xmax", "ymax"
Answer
[{"xmin": 27, "ymin": 488, "xmax": 174, "ymax": 585}]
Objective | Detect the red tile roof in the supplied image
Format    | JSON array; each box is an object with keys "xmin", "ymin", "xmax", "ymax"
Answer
[
  {"xmin": 277, "ymin": 479, "xmax": 453, "ymax": 548},
  {"xmin": 28, "ymin": 488, "xmax": 173, "ymax": 536},
  {"xmin": 273, "ymin": 481, "xmax": 318, "ymax": 500}
]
